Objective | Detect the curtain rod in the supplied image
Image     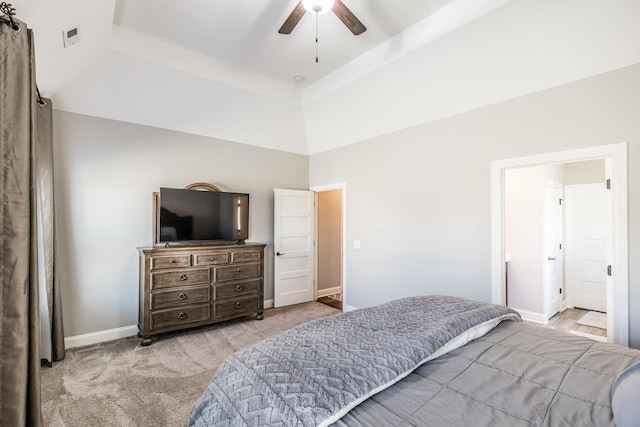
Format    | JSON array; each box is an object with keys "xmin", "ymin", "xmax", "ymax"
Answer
[{"xmin": 0, "ymin": 2, "xmax": 19, "ymax": 30}]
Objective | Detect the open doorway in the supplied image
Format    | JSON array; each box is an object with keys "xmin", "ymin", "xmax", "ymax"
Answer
[
  {"xmin": 504, "ymin": 160, "xmax": 608, "ymax": 339},
  {"xmin": 491, "ymin": 143, "xmax": 628, "ymax": 346},
  {"xmin": 311, "ymin": 183, "xmax": 346, "ymax": 311}
]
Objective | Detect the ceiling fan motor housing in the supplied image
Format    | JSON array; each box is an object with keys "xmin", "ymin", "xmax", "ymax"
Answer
[
  {"xmin": 301, "ymin": 0, "xmax": 335, "ymax": 15},
  {"xmin": 278, "ymin": 0, "xmax": 366, "ymax": 36}
]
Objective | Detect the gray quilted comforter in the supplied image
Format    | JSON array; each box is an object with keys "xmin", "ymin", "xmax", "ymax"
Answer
[
  {"xmin": 332, "ymin": 320, "xmax": 640, "ymax": 427},
  {"xmin": 188, "ymin": 295, "xmax": 520, "ymax": 427}
]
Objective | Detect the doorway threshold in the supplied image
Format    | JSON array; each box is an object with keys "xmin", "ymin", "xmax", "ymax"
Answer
[{"xmin": 318, "ymin": 294, "xmax": 343, "ymax": 310}]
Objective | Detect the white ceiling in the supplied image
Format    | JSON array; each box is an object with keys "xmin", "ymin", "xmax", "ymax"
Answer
[
  {"xmin": 113, "ymin": 0, "xmax": 456, "ymax": 89},
  {"xmin": 16, "ymin": 0, "xmax": 640, "ymax": 154},
  {"xmin": 21, "ymin": 0, "xmax": 505, "ymax": 101}
]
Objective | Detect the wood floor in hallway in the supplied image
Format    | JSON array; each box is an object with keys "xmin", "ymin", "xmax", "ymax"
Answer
[{"xmin": 523, "ymin": 307, "xmax": 607, "ymax": 338}]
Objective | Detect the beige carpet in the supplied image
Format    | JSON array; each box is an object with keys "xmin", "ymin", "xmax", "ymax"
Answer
[{"xmin": 41, "ymin": 302, "xmax": 339, "ymax": 427}]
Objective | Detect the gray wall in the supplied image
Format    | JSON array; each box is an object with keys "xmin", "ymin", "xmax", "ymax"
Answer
[
  {"xmin": 53, "ymin": 112, "xmax": 308, "ymax": 337},
  {"xmin": 563, "ymin": 160, "xmax": 605, "ymax": 185},
  {"xmin": 52, "ymin": 63, "xmax": 640, "ymax": 348},
  {"xmin": 504, "ymin": 166, "xmax": 546, "ymax": 316},
  {"xmin": 309, "ymin": 64, "xmax": 640, "ymax": 347}
]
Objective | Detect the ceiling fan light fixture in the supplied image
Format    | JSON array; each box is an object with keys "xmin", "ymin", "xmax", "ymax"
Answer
[{"xmin": 301, "ymin": 0, "xmax": 335, "ymax": 15}]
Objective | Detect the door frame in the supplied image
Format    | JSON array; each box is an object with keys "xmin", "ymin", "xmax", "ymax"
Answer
[
  {"xmin": 310, "ymin": 182, "xmax": 348, "ymax": 310},
  {"xmin": 491, "ymin": 143, "xmax": 628, "ymax": 345}
]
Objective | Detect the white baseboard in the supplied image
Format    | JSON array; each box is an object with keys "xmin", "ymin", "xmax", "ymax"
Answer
[
  {"xmin": 65, "ymin": 325, "xmax": 139, "ymax": 349},
  {"xmin": 512, "ymin": 307, "xmax": 547, "ymax": 324},
  {"xmin": 343, "ymin": 304, "xmax": 358, "ymax": 312},
  {"xmin": 64, "ymin": 299, "xmax": 310, "ymax": 348},
  {"xmin": 317, "ymin": 286, "xmax": 342, "ymax": 298}
]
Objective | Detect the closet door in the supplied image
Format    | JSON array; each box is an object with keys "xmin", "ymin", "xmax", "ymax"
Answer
[{"xmin": 566, "ymin": 184, "xmax": 608, "ymax": 313}]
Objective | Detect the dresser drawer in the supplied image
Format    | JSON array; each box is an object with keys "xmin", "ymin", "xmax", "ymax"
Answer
[
  {"xmin": 230, "ymin": 249, "xmax": 261, "ymax": 264},
  {"xmin": 214, "ymin": 294, "xmax": 260, "ymax": 318},
  {"xmin": 150, "ymin": 254, "xmax": 191, "ymax": 270},
  {"xmin": 215, "ymin": 279, "xmax": 260, "ymax": 300},
  {"xmin": 214, "ymin": 263, "xmax": 260, "ymax": 282},
  {"xmin": 150, "ymin": 268, "xmax": 210, "ymax": 290},
  {"xmin": 150, "ymin": 285, "xmax": 211, "ymax": 310},
  {"xmin": 150, "ymin": 304, "xmax": 211, "ymax": 330},
  {"xmin": 194, "ymin": 252, "xmax": 229, "ymax": 266}
]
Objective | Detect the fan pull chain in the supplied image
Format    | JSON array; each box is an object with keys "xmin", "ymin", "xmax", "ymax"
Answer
[{"xmin": 315, "ymin": 12, "xmax": 319, "ymax": 63}]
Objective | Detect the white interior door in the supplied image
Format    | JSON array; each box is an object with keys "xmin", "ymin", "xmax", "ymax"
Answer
[
  {"xmin": 273, "ymin": 189, "xmax": 314, "ymax": 308},
  {"xmin": 544, "ymin": 180, "xmax": 563, "ymax": 320},
  {"xmin": 566, "ymin": 183, "xmax": 608, "ymax": 312}
]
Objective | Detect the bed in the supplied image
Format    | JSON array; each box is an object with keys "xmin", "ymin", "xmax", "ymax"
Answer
[{"xmin": 188, "ymin": 295, "xmax": 640, "ymax": 427}]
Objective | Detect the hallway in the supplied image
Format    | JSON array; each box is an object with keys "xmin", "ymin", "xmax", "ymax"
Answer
[{"xmin": 525, "ymin": 308, "xmax": 607, "ymax": 341}]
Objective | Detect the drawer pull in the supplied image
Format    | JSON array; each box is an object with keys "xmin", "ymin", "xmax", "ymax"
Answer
[
  {"xmin": 178, "ymin": 273, "xmax": 187, "ymax": 281},
  {"xmin": 235, "ymin": 268, "xmax": 241, "ymax": 275},
  {"xmin": 169, "ymin": 260, "xmax": 176, "ymax": 264},
  {"xmin": 177, "ymin": 292, "xmax": 186, "ymax": 301},
  {"xmin": 177, "ymin": 311, "xmax": 187, "ymax": 320},
  {"xmin": 210, "ymin": 257, "xmax": 215, "ymax": 261},
  {"xmin": 244, "ymin": 253, "xmax": 249, "ymax": 258},
  {"xmin": 235, "ymin": 285, "xmax": 242, "ymax": 292},
  {"xmin": 234, "ymin": 302, "xmax": 241, "ymax": 309}
]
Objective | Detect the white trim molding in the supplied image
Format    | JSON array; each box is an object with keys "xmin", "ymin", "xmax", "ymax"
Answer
[
  {"xmin": 491, "ymin": 143, "xmax": 628, "ymax": 346},
  {"xmin": 343, "ymin": 304, "xmax": 358, "ymax": 312},
  {"xmin": 67, "ymin": 299, "xmax": 272, "ymax": 348},
  {"xmin": 65, "ymin": 325, "xmax": 139, "ymax": 349},
  {"xmin": 511, "ymin": 308, "xmax": 547, "ymax": 325}
]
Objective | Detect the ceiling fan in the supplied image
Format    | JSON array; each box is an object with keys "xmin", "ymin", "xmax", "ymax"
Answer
[{"xmin": 278, "ymin": 0, "xmax": 366, "ymax": 36}]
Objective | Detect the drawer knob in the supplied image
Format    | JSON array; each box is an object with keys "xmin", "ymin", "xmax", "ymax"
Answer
[
  {"xmin": 244, "ymin": 253, "xmax": 249, "ymax": 258},
  {"xmin": 177, "ymin": 292, "xmax": 186, "ymax": 301},
  {"xmin": 210, "ymin": 257, "xmax": 215, "ymax": 261},
  {"xmin": 169, "ymin": 260, "xmax": 176, "ymax": 264},
  {"xmin": 178, "ymin": 273, "xmax": 187, "ymax": 281},
  {"xmin": 177, "ymin": 311, "xmax": 186, "ymax": 320},
  {"xmin": 235, "ymin": 268, "xmax": 241, "ymax": 275},
  {"xmin": 235, "ymin": 285, "xmax": 242, "ymax": 292},
  {"xmin": 234, "ymin": 302, "xmax": 241, "ymax": 309}
]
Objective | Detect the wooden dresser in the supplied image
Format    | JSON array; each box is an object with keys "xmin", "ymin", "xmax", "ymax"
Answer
[{"xmin": 138, "ymin": 242, "xmax": 266, "ymax": 345}]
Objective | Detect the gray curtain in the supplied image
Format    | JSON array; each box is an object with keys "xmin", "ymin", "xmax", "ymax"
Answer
[
  {"xmin": 36, "ymin": 95, "xmax": 65, "ymax": 364},
  {"xmin": 1, "ymin": 15, "xmax": 64, "ymax": 426}
]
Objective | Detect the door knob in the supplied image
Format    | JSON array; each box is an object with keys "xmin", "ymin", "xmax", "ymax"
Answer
[
  {"xmin": 548, "ymin": 257, "xmax": 557, "ymax": 261},
  {"xmin": 276, "ymin": 252, "xmax": 285, "ymax": 256}
]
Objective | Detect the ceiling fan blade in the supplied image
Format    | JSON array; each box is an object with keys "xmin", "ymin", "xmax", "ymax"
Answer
[
  {"xmin": 278, "ymin": 1, "xmax": 306, "ymax": 34},
  {"xmin": 332, "ymin": 0, "xmax": 366, "ymax": 35}
]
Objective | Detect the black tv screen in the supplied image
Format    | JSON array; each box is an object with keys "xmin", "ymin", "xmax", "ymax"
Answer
[{"xmin": 158, "ymin": 188, "xmax": 249, "ymax": 243}]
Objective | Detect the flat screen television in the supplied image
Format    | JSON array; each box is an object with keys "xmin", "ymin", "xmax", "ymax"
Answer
[{"xmin": 157, "ymin": 187, "xmax": 249, "ymax": 243}]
